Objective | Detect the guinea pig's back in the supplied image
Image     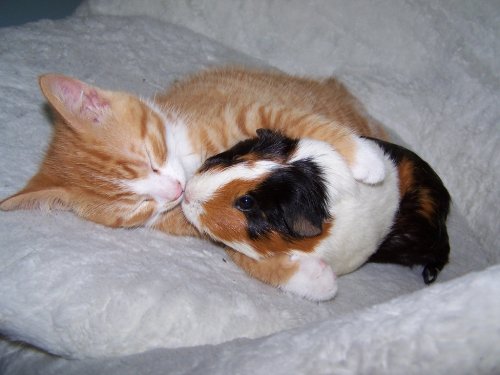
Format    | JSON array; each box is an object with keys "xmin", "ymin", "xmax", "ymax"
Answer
[{"xmin": 366, "ymin": 137, "xmax": 451, "ymax": 284}]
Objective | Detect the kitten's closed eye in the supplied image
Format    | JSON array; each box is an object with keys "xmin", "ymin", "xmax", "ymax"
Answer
[{"xmin": 144, "ymin": 147, "xmax": 160, "ymax": 174}]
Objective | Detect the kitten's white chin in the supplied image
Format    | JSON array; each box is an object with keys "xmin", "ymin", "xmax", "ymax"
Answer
[
  {"xmin": 145, "ymin": 195, "xmax": 184, "ymax": 228},
  {"xmin": 160, "ymin": 194, "xmax": 184, "ymax": 212}
]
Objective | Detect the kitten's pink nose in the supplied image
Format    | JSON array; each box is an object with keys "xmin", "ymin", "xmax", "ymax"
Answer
[
  {"xmin": 157, "ymin": 180, "xmax": 183, "ymax": 201},
  {"xmin": 171, "ymin": 180, "xmax": 184, "ymax": 200}
]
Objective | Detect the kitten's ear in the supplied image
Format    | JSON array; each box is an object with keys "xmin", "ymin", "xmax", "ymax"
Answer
[
  {"xmin": 39, "ymin": 74, "xmax": 111, "ymax": 128},
  {"xmin": 0, "ymin": 175, "xmax": 72, "ymax": 212}
]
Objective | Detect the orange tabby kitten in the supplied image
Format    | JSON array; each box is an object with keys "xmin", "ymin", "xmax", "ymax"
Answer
[{"xmin": 0, "ymin": 67, "xmax": 388, "ymax": 294}]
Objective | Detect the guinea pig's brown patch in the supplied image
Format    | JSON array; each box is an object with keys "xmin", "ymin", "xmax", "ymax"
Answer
[
  {"xmin": 397, "ymin": 157, "xmax": 436, "ymax": 223},
  {"xmin": 239, "ymin": 152, "xmax": 288, "ymax": 165},
  {"xmin": 418, "ymin": 188, "xmax": 437, "ymax": 222},
  {"xmin": 225, "ymin": 248, "xmax": 300, "ymax": 287},
  {"xmin": 199, "ymin": 178, "xmax": 267, "ymax": 247},
  {"xmin": 251, "ymin": 221, "xmax": 334, "ymax": 256},
  {"xmin": 397, "ymin": 157, "xmax": 414, "ymax": 197},
  {"xmin": 239, "ymin": 152, "xmax": 266, "ymax": 164}
]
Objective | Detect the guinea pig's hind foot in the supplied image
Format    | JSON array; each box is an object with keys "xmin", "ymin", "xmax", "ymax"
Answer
[
  {"xmin": 422, "ymin": 264, "xmax": 440, "ymax": 284},
  {"xmin": 280, "ymin": 254, "xmax": 337, "ymax": 302}
]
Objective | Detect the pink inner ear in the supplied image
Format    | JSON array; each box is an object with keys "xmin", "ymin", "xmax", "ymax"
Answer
[{"xmin": 54, "ymin": 77, "xmax": 110, "ymax": 123}]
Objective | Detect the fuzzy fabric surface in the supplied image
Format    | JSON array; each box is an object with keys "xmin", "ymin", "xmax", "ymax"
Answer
[{"xmin": 0, "ymin": 1, "xmax": 499, "ymax": 374}]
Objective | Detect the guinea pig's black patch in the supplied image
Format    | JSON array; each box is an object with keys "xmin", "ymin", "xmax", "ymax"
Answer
[
  {"xmin": 238, "ymin": 157, "xmax": 332, "ymax": 240},
  {"xmin": 365, "ymin": 137, "xmax": 451, "ymax": 284},
  {"xmin": 199, "ymin": 129, "xmax": 298, "ymax": 172},
  {"xmin": 200, "ymin": 129, "xmax": 331, "ymax": 240}
]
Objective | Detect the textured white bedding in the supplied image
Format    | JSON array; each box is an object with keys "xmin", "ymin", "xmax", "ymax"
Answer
[{"xmin": 0, "ymin": 1, "xmax": 499, "ymax": 373}]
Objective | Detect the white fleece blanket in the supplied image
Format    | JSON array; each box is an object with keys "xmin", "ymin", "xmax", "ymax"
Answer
[{"xmin": 0, "ymin": 1, "xmax": 499, "ymax": 374}]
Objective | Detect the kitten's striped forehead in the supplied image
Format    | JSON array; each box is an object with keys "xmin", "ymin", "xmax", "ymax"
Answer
[{"xmin": 132, "ymin": 99, "xmax": 167, "ymax": 164}]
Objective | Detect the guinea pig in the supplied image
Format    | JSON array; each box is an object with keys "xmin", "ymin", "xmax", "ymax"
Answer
[{"xmin": 182, "ymin": 129, "xmax": 450, "ymax": 301}]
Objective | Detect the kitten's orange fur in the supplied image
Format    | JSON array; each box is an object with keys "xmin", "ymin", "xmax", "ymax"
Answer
[
  {"xmin": 0, "ymin": 67, "xmax": 387, "ymax": 292},
  {"xmin": 161, "ymin": 68, "xmax": 386, "ymax": 163}
]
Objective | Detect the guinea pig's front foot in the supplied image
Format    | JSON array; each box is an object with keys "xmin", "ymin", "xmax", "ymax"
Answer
[{"xmin": 280, "ymin": 254, "xmax": 337, "ymax": 301}]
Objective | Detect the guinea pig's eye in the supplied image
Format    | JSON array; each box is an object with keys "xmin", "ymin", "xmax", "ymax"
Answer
[{"xmin": 235, "ymin": 195, "xmax": 255, "ymax": 211}]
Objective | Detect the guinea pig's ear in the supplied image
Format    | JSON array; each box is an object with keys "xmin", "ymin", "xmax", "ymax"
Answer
[
  {"xmin": 279, "ymin": 197, "xmax": 325, "ymax": 238},
  {"xmin": 284, "ymin": 213, "xmax": 323, "ymax": 237}
]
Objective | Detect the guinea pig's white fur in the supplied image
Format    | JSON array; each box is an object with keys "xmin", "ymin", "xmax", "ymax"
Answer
[
  {"xmin": 286, "ymin": 137, "xmax": 399, "ymax": 274},
  {"xmin": 182, "ymin": 131, "xmax": 399, "ymax": 300}
]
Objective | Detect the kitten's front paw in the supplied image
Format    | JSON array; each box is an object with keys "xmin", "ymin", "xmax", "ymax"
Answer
[
  {"xmin": 351, "ymin": 137, "xmax": 386, "ymax": 184},
  {"xmin": 281, "ymin": 254, "xmax": 337, "ymax": 301}
]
